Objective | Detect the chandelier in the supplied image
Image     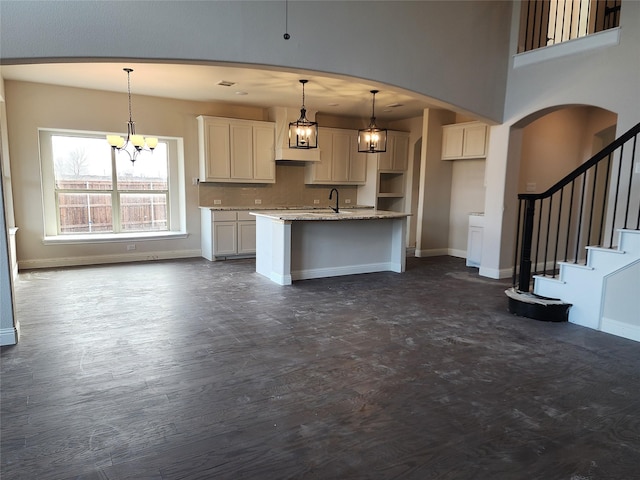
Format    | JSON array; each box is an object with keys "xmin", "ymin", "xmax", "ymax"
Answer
[
  {"xmin": 106, "ymin": 68, "xmax": 158, "ymax": 164},
  {"xmin": 289, "ymin": 79, "xmax": 318, "ymax": 149},
  {"xmin": 358, "ymin": 90, "xmax": 387, "ymax": 153}
]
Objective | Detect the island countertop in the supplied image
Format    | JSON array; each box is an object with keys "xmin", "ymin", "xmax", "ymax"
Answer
[{"xmin": 250, "ymin": 208, "xmax": 410, "ymax": 222}]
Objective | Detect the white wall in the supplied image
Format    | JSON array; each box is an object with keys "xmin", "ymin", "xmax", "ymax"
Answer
[{"xmin": 0, "ymin": 1, "xmax": 512, "ymax": 123}]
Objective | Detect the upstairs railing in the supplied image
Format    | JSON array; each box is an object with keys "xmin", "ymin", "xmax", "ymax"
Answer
[
  {"xmin": 512, "ymin": 121, "xmax": 640, "ymax": 293},
  {"xmin": 518, "ymin": 0, "xmax": 621, "ymax": 53}
]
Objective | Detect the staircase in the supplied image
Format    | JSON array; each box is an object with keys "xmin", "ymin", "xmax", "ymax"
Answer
[{"xmin": 508, "ymin": 121, "xmax": 640, "ymax": 342}]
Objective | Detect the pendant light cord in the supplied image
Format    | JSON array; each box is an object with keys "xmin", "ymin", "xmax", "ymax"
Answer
[
  {"xmin": 125, "ymin": 68, "xmax": 134, "ymax": 124},
  {"xmin": 284, "ymin": 0, "xmax": 290, "ymax": 40}
]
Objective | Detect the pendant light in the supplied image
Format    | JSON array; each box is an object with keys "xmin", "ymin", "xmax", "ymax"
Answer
[
  {"xmin": 289, "ymin": 79, "xmax": 318, "ymax": 149},
  {"xmin": 106, "ymin": 68, "xmax": 158, "ymax": 164},
  {"xmin": 358, "ymin": 90, "xmax": 387, "ymax": 153}
]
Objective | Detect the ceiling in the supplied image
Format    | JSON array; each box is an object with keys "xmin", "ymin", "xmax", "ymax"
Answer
[{"xmin": 0, "ymin": 62, "xmax": 443, "ymax": 122}]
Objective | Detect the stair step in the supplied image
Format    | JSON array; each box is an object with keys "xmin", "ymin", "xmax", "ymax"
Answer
[{"xmin": 505, "ymin": 288, "xmax": 571, "ymax": 322}]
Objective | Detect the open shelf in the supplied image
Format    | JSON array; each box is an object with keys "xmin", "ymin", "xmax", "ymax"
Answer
[
  {"xmin": 378, "ymin": 171, "xmax": 405, "ymax": 196},
  {"xmin": 377, "ymin": 196, "xmax": 405, "ymax": 212}
]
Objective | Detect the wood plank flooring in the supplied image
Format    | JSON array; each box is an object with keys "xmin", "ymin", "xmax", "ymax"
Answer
[{"xmin": 1, "ymin": 256, "xmax": 639, "ymax": 479}]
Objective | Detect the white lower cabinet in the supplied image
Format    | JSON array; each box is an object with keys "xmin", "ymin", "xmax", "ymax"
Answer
[
  {"xmin": 201, "ymin": 209, "xmax": 256, "ymax": 260},
  {"xmin": 466, "ymin": 213, "xmax": 484, "ymax": 267}
]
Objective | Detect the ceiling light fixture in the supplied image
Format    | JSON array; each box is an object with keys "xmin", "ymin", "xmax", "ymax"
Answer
[
  {"xmin": 289, "ymin": 79, "xmax": 318, "ymax": 149},
  {"xmin": 106, "ymin": 68, "xmax": 158, "ymax": 164},
  {"xmin": 358, "ymin": 90, "xmax": 387, "ymax": 153}
]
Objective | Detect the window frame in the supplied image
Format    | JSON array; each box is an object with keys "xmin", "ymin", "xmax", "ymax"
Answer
[{"xmin": 39, "ymin": 128, "xmax": 187, "ymax": 243}]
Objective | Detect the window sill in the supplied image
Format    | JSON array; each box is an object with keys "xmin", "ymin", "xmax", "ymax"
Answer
[{"xmin": 43, "ymin": 231, "xmax": 189, "ymax": 245}]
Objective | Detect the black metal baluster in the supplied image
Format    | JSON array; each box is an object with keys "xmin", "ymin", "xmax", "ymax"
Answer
[
  {"xmin": 543, "ymin": 195, "xmax": 553, "ymax": 275},
  {"xmin": 553, "ymin": 187, "xmax": 564, "ymax": 277},
  {"xmin": 565, "ymin": 180, "xmax": 575, "ymax": 262},
  {"xmin": 574, "ymin": 172, "xmax": 587, "ymax": 263},
  {"xmin": 513, "ymin": 199, "xmax": 524, "ymax": 288},
  {"xmin": 586, "ymin": 162, "xmax": 599, "ymax": 246},
  {"xmin": 609, "ymin": 143, "xmax": 624, "ymax": 248},
  {"xmin": 534, "ymin": 198, "xmax": 544, "ymax": 274},
  {"xmin": 623, "ymin": 134, "xmax": 637, "ymax": 229},
  {"xmin": 598, "ymin": 152, "xmax": 613, "ymax": 246}
]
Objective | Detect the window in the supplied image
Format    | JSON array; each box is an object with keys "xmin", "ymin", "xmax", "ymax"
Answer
[
  {"xmin": 518, "ymin": 0, "xmax": 621, "ymax": 53},
  {"xmin": 40, "ymin": 129, "xmax": 185, "ymax": 240}
]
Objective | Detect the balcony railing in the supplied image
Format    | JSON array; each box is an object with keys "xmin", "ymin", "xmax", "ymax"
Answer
[{"xmin": 518, "ymin": 0, "xmax": 621, "ymax": 53}]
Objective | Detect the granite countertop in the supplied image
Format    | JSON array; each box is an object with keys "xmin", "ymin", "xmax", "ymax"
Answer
[
  {"xmin": 200, "ymin": 205, "xmax": 374, "ymax": 211},
  {"xmin": 250, "ymin": 208, "xmax": 411, "ymax": 221}
]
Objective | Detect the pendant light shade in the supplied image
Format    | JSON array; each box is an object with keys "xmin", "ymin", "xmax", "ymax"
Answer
[
  {"xmin": 358, "ymin": 90, "xmax": 387, "ymax": 153},
  {"xmin": 289, "ymin": 80, "xmax": 318, "ymax": 149}
]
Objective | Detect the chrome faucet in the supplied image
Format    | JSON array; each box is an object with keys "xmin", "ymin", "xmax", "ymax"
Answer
[{"xmin": 329, "ymin": 188, "xmax": 339, "ymax": 213}]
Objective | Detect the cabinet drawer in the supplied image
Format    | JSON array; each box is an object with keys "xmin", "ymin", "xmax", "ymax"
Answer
[
  {"xmin": 212, "ymin": 211, "xmax": 237, "ymax": 222},
  {"xmin": 237, "ymin": 211, "xmax": 254, "ymax": 221}
]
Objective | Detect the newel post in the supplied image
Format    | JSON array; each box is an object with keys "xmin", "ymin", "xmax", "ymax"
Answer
[{"xmin": 518, "ymin": 197, "xmax": 536, "ymax": 292}]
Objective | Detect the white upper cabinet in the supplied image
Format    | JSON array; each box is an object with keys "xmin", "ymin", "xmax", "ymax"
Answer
[
  {"xmin": 305, "ymin": 127, "xmax": 368, "ymax": 185},
  {"xmin": 198, "ymin": 116, "xmax": 276, "ymax": 183},
  {"xmin": 441, "ymin": 121, "xmax": 489, "ymax": 160},
  {"xmin": 378, "ymin": 131, "xmax": 410, "ymax": 171}
]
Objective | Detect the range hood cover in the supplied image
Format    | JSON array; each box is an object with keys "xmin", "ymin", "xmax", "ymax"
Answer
[{"xmin": 269, "ymin": 107, "xmax": 321, "ymax": 162}]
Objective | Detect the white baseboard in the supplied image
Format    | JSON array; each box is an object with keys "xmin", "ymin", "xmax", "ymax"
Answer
[
  {"xmin": 18, "ymin": 249, "xmax": 202, "ymax": 270},
  {"xmin": 479, "ymin": 266, "xmax": 513, "ymax": 280},
  {"xmin": 600, "ymin": 317, "xmax": 640, "ymax": 343},
  {"xmin": 0, "ymin": 325, "xmax": 19, "ymax": 346},
  {"xmin": 448, "ymin": 248, "xmax": 466, "ymax": 259},
  {"xmin": 415, "ymin": 248, "xmax": 449, "ymax": 258},
  {"xmin": 292, "ymin": 262, "xmax": 398, "ymax": 282}
]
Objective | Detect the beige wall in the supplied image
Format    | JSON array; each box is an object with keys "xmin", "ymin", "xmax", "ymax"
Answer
[
  {"xmin": 448, "ymin": 160, "xmax": 486, "ymax": 256},
  {"xmin": 518, "ymin": 107, "xmax": 617, "ymax": 193},
  {"xmin": 416, "ymin": 109, "xmax": 455, "ymax": 255},
  {"xmin": 4, "ymin": 80, "xmax": 358, "ymax": 268}
]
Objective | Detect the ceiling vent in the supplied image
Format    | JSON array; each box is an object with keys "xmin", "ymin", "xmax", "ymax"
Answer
[{"xmin": 217, "ymin": 80, "xmax": 236, "ymax": 87}]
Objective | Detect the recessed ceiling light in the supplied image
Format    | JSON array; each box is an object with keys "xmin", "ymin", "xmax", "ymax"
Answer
[
  {"xmin": 217, "ymin": 80, "xmax": 236, "ymax": 87},
  {"xmin": 235, "ymin": 91, "xmax": 248, "ymax": 96},
  {"xmin": 328, "ymin": 103, "xmax": 339, "ymax": 107}
]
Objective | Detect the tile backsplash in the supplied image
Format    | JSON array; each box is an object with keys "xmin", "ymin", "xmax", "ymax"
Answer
[{"xmin": 198, "ymin": 163, "xmax": 360, "ymax": 208}]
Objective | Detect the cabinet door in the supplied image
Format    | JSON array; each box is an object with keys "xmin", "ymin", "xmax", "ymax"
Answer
[
  {"xmin": 213, "ymin": 222, "xmax": 237, "ymax": 256},
  {"xmin": 202, "ymin": 119, "xmax": 231, "ymax": 180},
  {"xmin": 462, "ymin": 124, "xmax": 487, "ymax": 158},
  {"xmin": 237, "ymin": 221, "xmax": 257, "ymax": 254},
  {"xmin": 348, "ymin": 134, "xmax": 367, "ymax": 183},
  {"xmin": 442, "ymin": 125, "xmax": 465, "ymax": 159},
  {"xmin": 331, "ymin": 131, "xmax": 351, "ymax": 182},
  {"xmin": 391, "ymin": 133, "xmax": 409, "ymax": 171},
  {"xmin": 253, "ymin": 123, "xmax": 275, "ymax": 182},
  {"xmin": 377, "ymin": 142, "xmax": 392, "ymax": 170},
  {"xmin": 230, "ymin": 123, "xmax": 253, "ymax": 180},
  {"xmin": 378, "ymin": 132, "xmax": 409, "ymax": 171},
  {"xmin": 312, "ymin": 131, "xmax": 333, "ymax": 183}
]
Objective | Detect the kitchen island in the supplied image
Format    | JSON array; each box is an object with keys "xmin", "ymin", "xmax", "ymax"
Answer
[{"xmin": 251, "ymin": 209, "xmax": 410, "ymax": 285}]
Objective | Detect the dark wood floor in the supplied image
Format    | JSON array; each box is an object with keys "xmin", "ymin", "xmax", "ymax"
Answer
[{"xmin": 1, "ymin": 256, "xmax": 639, "ymax": 480}]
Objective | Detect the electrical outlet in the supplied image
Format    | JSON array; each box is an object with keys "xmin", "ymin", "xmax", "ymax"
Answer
[
  {"xmin": 255, "ymin": 199, "xmax": 262, "ymax": 204},
  {"xmin": 526, "ymin": 182, "xmax": 536, "ymax": 192},
  {"xmin": 214, "ymin": 199, "xmax": 222, "ymax": 205},
  {"xmin": 344, "ymin": 199, "xmax": 351, "ymax": 204},
  {"xmin": 126, "ymin": 244, "xmax": 136, "ymax": 251},
  {"xmin": 313, "ymin": 199, "xmax": 320, "ymax": 204}
]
